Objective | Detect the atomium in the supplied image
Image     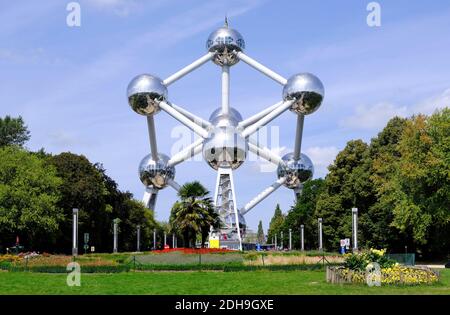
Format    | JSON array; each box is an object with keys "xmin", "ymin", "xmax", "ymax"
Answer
[
  {"xmin": 283, "ymin": 73, "xmax": 324, "ymax": 115},
  {"xmin": 127, "ymin": 20, "xmax": 325, "ymax": 250},
  {"xmin": 138, "ymin": 153, "xmax": 175, "ymax": 189},
  {"xmin": 277, "ymin": 152, "xmax": 314, "ymax": 189},
  {"xmin": 127, "ymin": 74, "xmax": 167, "ymax": 116}
]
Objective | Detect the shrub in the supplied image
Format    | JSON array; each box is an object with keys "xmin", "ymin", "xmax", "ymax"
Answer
[{"xmin": 344, "ymin": 248, "xmax": 396, "ymax": 272}]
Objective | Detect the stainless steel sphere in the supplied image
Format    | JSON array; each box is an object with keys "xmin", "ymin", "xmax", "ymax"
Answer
[
  {"xmin": 209, "ymin": 107, "xmax": 243, "ymax": 127},
  {"xmin": 138, "ymin": 153, "xmax": 175, "ymax": 189},
  {"xmin": 206, "ymin": 27, "xmax": 245, "ymax": 66},
  {"xmin": 202, "ymin": 126, "xmax": 248, "ymax": 170},
  {"xmin": 282, "ymin": 73, "xmax": 324, "ymax": 115},
  {"xmin": 277, "ymin": 152, "xmax": 314, "ymax": 189},
  {"xmin": 127, "ymin": 74, "xmax": 167, "ymax": 116}
]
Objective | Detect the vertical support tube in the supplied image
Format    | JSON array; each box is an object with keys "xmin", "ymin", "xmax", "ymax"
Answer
[
  {"xmin": 153, "ymin": 229, "xmax": 156, "ymax": 250},
  {"xmin": 147, "ymin": 116, "xmax": 158, "ymax": 161},
  {"xmin": 72, "ymin": 208, "xmax": 78, "ymax": 256},
  {"xmin": 113, "ymin": 219, "xmax": 118, "ymax": 253},
  {"xmin": 300, "ymin": 225, "xmax": 305, "ymax": 251},
  {"xmin": 274, "ymin": 235, "xmax": 277, "ymax": 251},
  {"xmin": 280, "ymin": 231, "xmax": 284, "ymax": 250},
  {"xmin": 289, "ymin": 229, "xmax": 292, "ymax": 250},
  {"xmin": 164, "ymin": 232, "xmax": 167, "ymax": 248},
  {"xmin": 136, "ymin": 225, "xmax": 141, "ymax": 252},
  {"xmin": 293, "ymin": 114, "xmax": 304, "ymax": 161},
  {"xmin": 221, "ymin": 65, "xmax": 230, "ymax": 115},
  {"xmin": 318, "ymin": 218, "xmax": 323, "ymax": 251},
  {"xmin": 172, "ymin": 233, "xmax": 175, "ymax": 249},
  {"xmin": 352, "ymin": 208, "xmax": 358, "ymax": 252}
]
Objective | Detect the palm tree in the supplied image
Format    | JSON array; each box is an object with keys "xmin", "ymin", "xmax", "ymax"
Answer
[{"xmin": 169, "ymin": 181, "xmax": 220, "ymax": 248}]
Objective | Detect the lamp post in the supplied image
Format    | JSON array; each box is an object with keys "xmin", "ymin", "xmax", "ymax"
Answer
[
  {"xmin": 352, "ymin": 208, "xmax": 358, "ymax": 252},
  {"xmin": 72, "ymin": 208, "xmax": 78, "ymax": 256},
  {"xmin": 289, "ymin": 228, "xmax": 292, "ymax": 250},
  {"xmin": 280, "ymin": 231, "xmax": 284, "ymax": 250},
  {"xmin": 136, "ymin": 225, "xmax": 141, "ymax": 252},
  {"xmin": 153, "ymin": 229, "xmax": 156, "ymax": 250},
  {"xmin": 164, "ymin": 232, "xmax": 167, "ymax": 248},
  {"xmin": 300, "ymin": 224, "xmax": 304, "ymax": 251},
  {"xmin": 274, "ymin": 235, "xmax": 277, "ymax": 251},
  {"xmin": 318, "ymin": 218, "xmax": 323, "ymax": 251},
  {"xmin": 113, "ymin": 218, "xmax": 119, "ymax": 253}
]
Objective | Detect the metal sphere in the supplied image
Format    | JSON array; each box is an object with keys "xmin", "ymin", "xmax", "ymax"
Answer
[
  {"xmin": 138, "ymin": 153, "xmax": 175, "ymax": 189},
  {"xmin": 282, "ymin": 73, "xmax": 324, "ymax": 115},
  {"xmin": 202, "ymin": 126, "xmax": 248, "ymax": 170},
  {"xmin": 277, "ymin": 152, "xmax": 314, "ymax": 189},
  {"xmin": 127, "ymin": 74, "xmax": 168, "ymax": 116},
  {"xmin": 206, "ymin": 27, "xmax": 245, "ymax": 66},
  {"xmin": 209, "ymin": 107, "xmax": 243, "ymax": 127}
]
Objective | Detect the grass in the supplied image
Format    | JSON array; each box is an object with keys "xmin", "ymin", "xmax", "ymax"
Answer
[{"xmin": 0, "ymin": 269, "xmax": 448, "ymax": 295}]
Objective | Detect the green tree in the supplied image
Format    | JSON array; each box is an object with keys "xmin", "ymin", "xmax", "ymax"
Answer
[
  {"xmin": 0, "ymin": 146, "xmax": 62, "ymax": 251},
  {"xmin": 47, "ymin": 153, "xmax": 158, "ymax": 253},
  {"xmin": 374, "ymin": 110, "xmax": 450, "ymax": 256},
  {"xmin": 315, "ymin": 140, "xmax": 371, "ymax": 250},
  {"xmin": 283, "ymin": 179, "xmax": 325, "ymax": 249},
  {"xmin": 0, "ymin": 115, "xmax": 30, "ymax": 147},
  {"xmin": 256, "ymin": 220, "xmax": 265, "ymax": 244},
  {"xmin": 267, "ymin": 204, "xmax": 285, "ymax": 245},
  {"xmin": 169, "ymin": 181, "xmax": 219, "ymax": 248}
]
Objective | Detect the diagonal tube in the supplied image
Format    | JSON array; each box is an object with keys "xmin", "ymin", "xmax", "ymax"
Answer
[
  {"xmin": 240, "ymin": 177, "xmax": 286, "ymax": 215},
  {"xmin": 247, "ymin": 140, "xmax": 284, "ymax": 166},
  {"xmin": 163, "ymin": 52, "xmax": 215, "ymax": 86},
  {"xmin": 236, "ymin": 52, "xmax": 287, "ymax": 85},
  {"xmin": 238, "ymin": 101, "xmax": 283, "ymax": 129},
  {"xmin": 159, "ymin": 101, "xmax": 209, "ymax": 138},
  {"xmin": 241, "ymin": 100, "xmax": 294, "ymax": 138},
  {"xmin": 168, "ymin": 138, "xmax": 204, "ymax": 167},
  {"xmin": 171, "ymin": 103, "xmax": 211, "ymax": 129}
]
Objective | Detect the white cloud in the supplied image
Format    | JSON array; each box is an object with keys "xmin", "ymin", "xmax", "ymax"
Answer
[
  {"xmin": 340, "ymin": 102, "xmax": 409, "ymax": 130},
  {"xmin": 304, "ymin": 146, "xmax": 339, "ymax": 178},
  {"xmin": 340, "ymin": 88, "xmax": 450, "ymax": 131},
  {"xmin": 414, "ymin": 88, "xmax": 450, "ymax": 114}
]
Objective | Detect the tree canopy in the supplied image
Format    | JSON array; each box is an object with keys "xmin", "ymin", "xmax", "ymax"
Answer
[
  {"xmin": 279, "ymin": 109, "xmax": 449, "ymax": 258},
  {"xmin": 0, "ymin": 116, "xmax": 30, "ymax": 147}
]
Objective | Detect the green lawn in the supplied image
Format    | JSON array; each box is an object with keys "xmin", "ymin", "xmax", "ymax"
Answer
[{"xmin": 0, "ymin": 269, "xmax": 449, "ymax": 295}]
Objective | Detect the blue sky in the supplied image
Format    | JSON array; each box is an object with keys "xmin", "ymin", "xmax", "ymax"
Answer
[{"xmin": 1, "ymin": 0, "xmax": 449, "ymax": 233}]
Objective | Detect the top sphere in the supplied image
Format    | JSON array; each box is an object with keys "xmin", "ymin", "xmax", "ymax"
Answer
[
  {"xmin": 127, "ymin": 74, "xmax": 168, "ymax": 116},
  {"xmin": 282, "ymin": 73, "xmax": 324, "ymax": 115},
  {"xmin": 206, "ymin": 27, "xmax": 245, "ymax": 66}
]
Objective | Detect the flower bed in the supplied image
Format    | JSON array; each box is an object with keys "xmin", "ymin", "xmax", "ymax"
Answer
[
  {"xmin": 327, "ymin": 249, "xmax": 439, "ymax": 285},
  {"xmin": 327, "ymin": 265, "xmax": 439, "ymax": 285}
]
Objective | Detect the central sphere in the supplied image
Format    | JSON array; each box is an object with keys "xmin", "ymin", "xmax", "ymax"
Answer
[
  {"xmin": 127, "ymin": 74, "xmax": 167, "ymax": 116},
  {"xmin": 206, "ymin": 27, "xmax": 245, "ymax": 66},
  {"xmin": 277, "ymin": 152, "xmax": 314, "ymax": 189},
  {"xmin": 202, "ymin": 125, "xmax": 248, "ymax": 170},
  {"xmin": 138, "ymin": 153, "xmax": 175, "ymax": 189}
]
